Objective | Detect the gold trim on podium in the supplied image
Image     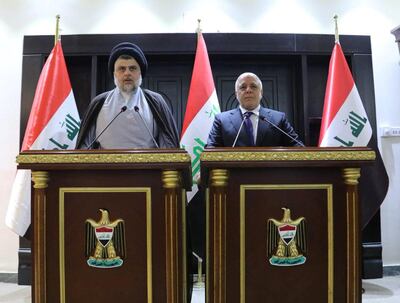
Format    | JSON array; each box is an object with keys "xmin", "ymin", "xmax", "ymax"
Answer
[
  {"xmin": 210, "ymin": 169, "xmax": 229, "ymax": 303},
  {"xmin": 239, "ymin": 184, "xmax": 334, "ymax": 303},
  {"xmin": 205, "ymin": 188, "xmax": 210, "ymax": 303},
  {"xmin": 32, "ymin": 171, "xmax": 49, "ymax": 303},
  {"xmin": 201, "ymin": 150, "xmax": 375, "ymax": 162},
  {"xmin": 210, "ymin": 169, "xmax": 229, "ymax": 187},
  {"xmin": 32, "ymin": 171, "xmax": 49, "ymax": 189},
  {"xmin": 59, "ymin": 187, "xmax": 152, "ymax": 303},
  {"xmin": 343, "ymin": 168, "xmax": 361, "ymax": 185},
  {"xmin": 162, "ymin": 170, "xmax": 181, "ymax": 303},
  {"xmin": 181, "ymin": 189, "xmax": 187, "ymax": 303},
  {"xmin": 163, "ymin": 170, "xmax": 181, "ymax": 188},
  {"xmin": 342, "ymin": 168, "xmax": 361, "ymax": 303},
  {"xmin": 17, "ymin": 152, "xmax": 190, "ymax": 164}
]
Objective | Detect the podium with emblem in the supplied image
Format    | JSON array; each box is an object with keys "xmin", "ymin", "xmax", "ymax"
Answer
[
  {"xmin": 17, "ymin": 149, "xmax": 191, "ymax": 303},
  {"xmin": 201, "ymin": 147, "xmax": 375, "ymax": 303}
]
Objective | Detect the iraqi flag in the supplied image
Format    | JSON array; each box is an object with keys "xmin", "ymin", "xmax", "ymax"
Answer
[
  {"xmin": 319, "ymin": 42, "xmax": 372, "ymax": 147},
  {"xmin": 180, "ymin": 32, "xmax": 220, "ymax": 202},
  {"xmin": 6, "ymin": 40, "xmax": 80, "ymax": 236},
  {"xmin": 319, "ymin": 42, "xmax": 388, "ymax": 227}
]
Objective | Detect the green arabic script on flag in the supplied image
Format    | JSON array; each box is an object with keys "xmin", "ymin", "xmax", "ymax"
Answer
[
  {"xmin": 190, "ymin": 137, "xmax": 206, "ymax": 184},
  {"xmin": 50, "ymin": 113, "xmax": 81, "ymax": 149},
  {"xmin": 333, "ymin": 110, "xmax": 369, "ymax": 147}
]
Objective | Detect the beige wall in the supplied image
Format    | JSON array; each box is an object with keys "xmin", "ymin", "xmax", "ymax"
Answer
[{"xmin": 1, "ymin": 0, "xmax": 399, "ymax": 272}]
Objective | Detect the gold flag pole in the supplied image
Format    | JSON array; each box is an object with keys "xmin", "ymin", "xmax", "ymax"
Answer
[
  {"xmin": 55, "ymin": 14, "xmax": 60, "ymax": 45},
  {"xmin": 334, "ymin": 15, "xmax": 339, "ymax": 44},
  {"xmin": 197, "ymin": 19, "xmax": 202, "ymax": 34}
]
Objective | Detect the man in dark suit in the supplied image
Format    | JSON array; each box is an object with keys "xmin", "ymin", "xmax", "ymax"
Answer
[{"xmin": 207, "ymin": 72, "xmax": 303, "ymax": 147}]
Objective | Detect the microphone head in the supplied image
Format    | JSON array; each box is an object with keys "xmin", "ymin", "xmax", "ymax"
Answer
[
  {"xmin": 121, "ymin": 106, "xmax": 127, "ymax": 112},
  {"xmin": 134, "ymin": 106, "xmax": 139, "ymax": 112}
]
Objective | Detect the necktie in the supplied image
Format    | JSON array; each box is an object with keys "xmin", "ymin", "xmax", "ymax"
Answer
[{"xmin": 243, "ymin": 111, "xmax": 255, "ymax": 146}]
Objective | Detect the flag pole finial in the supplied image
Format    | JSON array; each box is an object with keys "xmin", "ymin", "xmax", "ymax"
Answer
[
  {"xmin": 334, "ymin": 15, "xmax": 339, "ymax": 43},
  {"xmin": 197, "ymin": 19, "xmax": 202, "ymax": 33},
  {"xmin": 55, "ymin": 14, "xmax": 61, "ymax": 45}
]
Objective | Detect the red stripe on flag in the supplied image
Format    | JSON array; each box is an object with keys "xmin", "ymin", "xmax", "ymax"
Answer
[
  {"xmin": 279, "ymin": 225, "xmax": 296, "ymax": 231},
  {"xmin": 22, "ymin": 41, "xmax": 72, "ymax": 150},
  {"xmin": 181, "ymin": 33, "xmax": 215, "ymax": 137},
  {"xmin": 96, "ymin": 227, "xmax": 113, "ymax": 232},
  {"xmin": 318, "ymin": 43, "xmax": 354, "ymax": 145}
]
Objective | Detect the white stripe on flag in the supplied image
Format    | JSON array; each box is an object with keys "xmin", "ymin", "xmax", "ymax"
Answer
[
  {"xmin": 181, "ymin": 90, "xmax": 219, "ymax": 201},
  {"xmin": 5, "ymin": 170, "xmax": 31, "ymax": 236},
  {"xmin": 320, "ymin": 85, "xmax": 372, "ymax": 147},
  {"xmin": 31, "ymin": 91, "xmax": 80, "ymax": 150}
]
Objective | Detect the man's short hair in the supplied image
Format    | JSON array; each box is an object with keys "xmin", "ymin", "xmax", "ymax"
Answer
[{"xmin": 235, "ymin": 72, "xmax": 263, "ymax": 91}]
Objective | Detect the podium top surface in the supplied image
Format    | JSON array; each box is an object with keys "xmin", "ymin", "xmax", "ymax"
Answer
[
  {"xmin": 200, "ymin": 147, "xmax": 375, "ymax": 185},
  {"xmin": 201, "ymin": 147, "xmax": 375, "ymax": 167},
  {"xmin": 17, "ymin": 149, "xmax": 191, "ymax": 170}
]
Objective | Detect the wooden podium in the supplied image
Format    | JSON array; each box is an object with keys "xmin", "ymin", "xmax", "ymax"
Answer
[
  {"xmin": 17, "ymin": 149, "xmax": 191, "ymax": 303},
  {"xmin": 201, "ymin": 147, "xmax": 375, "ymax": 303}
]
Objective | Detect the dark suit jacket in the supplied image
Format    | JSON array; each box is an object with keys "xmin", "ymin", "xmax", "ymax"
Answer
[{"xmin": 207, "ymin": 107, "xmax": 303, "ymax": 147}]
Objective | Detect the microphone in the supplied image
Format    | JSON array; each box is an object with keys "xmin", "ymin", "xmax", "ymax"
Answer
[
  {"xmin": 134, "ymin": 106, "xmax": 160, "ymax": 148},
  {"xmin": 258, "ymin": 114, "xmax": 305, "ymax": 147},
  {"xmin": 232, "ymin": 114, "xmax": 250, "ymax": 147},
  {"xmin": 86, "ymin": 106, "xmax": 127, "ymax": 149}
]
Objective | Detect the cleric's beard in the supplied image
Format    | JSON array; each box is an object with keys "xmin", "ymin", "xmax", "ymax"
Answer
[{"xmin": 114, "ymin": 75, "xmax": 142, "ymax": 93}]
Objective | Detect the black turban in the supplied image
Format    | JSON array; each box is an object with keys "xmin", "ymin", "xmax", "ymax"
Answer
[{"xmin": 108, "ymin": 42, "xmax": 148, "ymax": 77}]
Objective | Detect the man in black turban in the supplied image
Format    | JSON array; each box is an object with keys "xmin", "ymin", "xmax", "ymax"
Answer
[{"xmin": 76, "ymin": 42, "xmax": 179, "ymax": 149}]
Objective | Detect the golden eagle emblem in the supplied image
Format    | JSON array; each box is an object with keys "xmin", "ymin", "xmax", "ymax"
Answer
[
  {"xmin": 267, "ymin": 208, "xmax": 307, "ymax": 266},
  {"xmin": 85, "ymin": 209, "xmax": 126, "ymax": 268}
]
